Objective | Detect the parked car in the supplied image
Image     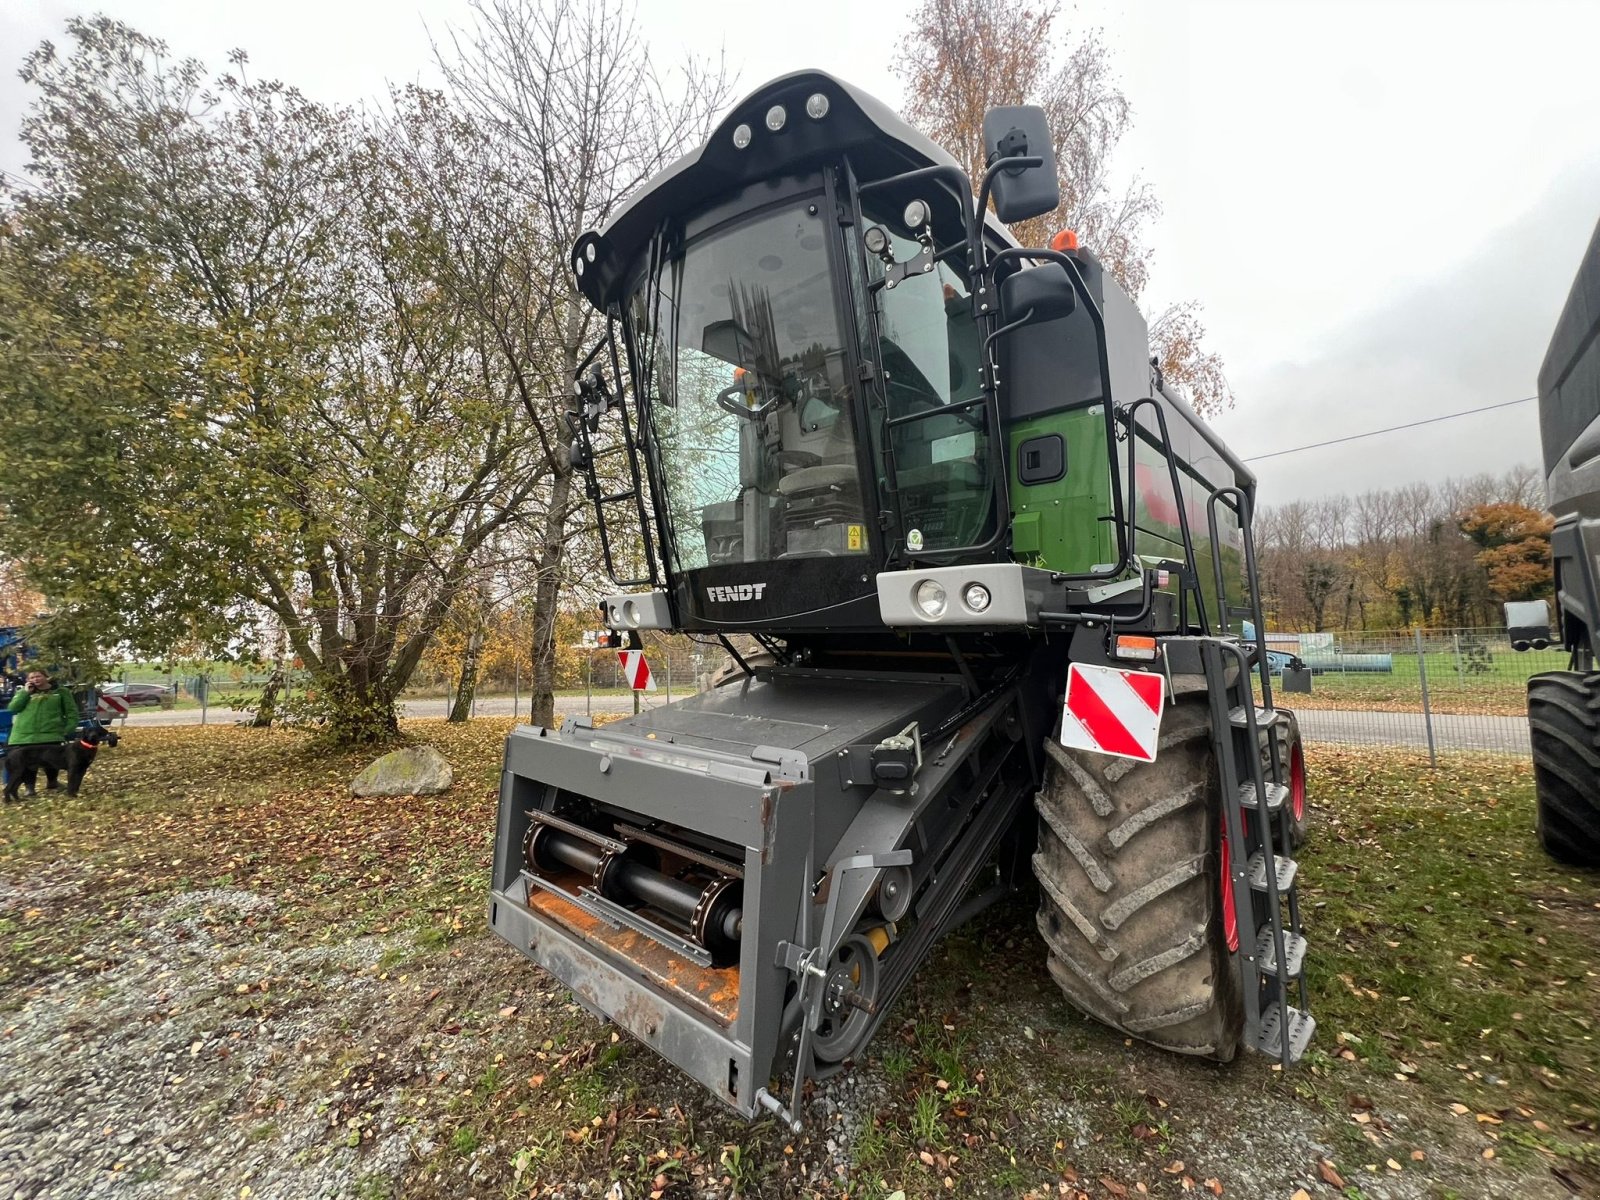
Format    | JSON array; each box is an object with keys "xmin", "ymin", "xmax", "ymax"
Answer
[{"xmin": 99, "ymin": 682, "xmax": 175, "ymax": 709}]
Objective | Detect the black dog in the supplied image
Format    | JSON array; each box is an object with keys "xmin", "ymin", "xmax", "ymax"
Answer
[{"xmin": 4, "ymin": 725, "xmax": 118, "ymax": 800}]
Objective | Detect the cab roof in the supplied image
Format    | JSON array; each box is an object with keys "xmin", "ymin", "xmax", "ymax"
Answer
[{"xmin": 571, "ymin": 70, "xmax": 1016, "ymax": 310}]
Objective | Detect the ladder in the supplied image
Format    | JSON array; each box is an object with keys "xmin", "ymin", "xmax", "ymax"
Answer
[{"xmin": 1201, "ymin": 487, "xmax": 1314, "ymax": 1066}]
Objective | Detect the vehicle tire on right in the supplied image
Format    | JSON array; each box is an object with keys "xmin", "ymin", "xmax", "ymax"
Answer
[
  {"xmin": 1032, "ymin": 693, "xmax": 1243, "ymax": 1061},
  {"xmin": 1528, "ymin": 671, "xmax": 1600, "ymax": 868}
]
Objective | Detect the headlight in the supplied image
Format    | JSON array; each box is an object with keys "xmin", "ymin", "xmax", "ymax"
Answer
[
  {"xmin": 962, "ymin": 583, "xmax": 991, "ymax": 613},
  {"xmin": 914, "ymin": 580, "xmax": 947, "ymax": 619},
  {"xmin": 805, "ymin": 92, "xmax": 830, "ymax": 120},
  {"xmin": 732, "ymin": 123, "xmax": 752, "ymax": 150},
  {"xmin": 765, "ymin": 105, "xmax": 787, "ymax": 132}
]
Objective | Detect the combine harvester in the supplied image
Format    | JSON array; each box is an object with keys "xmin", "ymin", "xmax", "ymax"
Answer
[
  {"xmin": 1511, "ymin": 214, "xmax": 1600, "ymax": 867},
  {"xmin": 489, "ymin": 72, "xmax": 1312, "ymax": 1127}
]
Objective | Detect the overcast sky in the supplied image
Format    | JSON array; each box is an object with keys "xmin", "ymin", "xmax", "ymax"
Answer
[{"xmin": 4, "ymin": 0, "xmax": 1597, "ymax": 504}]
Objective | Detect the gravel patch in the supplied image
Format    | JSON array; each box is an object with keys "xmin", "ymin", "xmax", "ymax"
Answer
[
  {"xmin": 0, "ymin": 871, "xmax": 84, "ymax": 914},
  {"xmin": 0, "ymin": 888, "xmax": 418, "ymax": 1200}
]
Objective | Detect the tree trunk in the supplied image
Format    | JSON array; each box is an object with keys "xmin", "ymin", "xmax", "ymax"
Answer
[
  {"xmin": 251, "ymin": 633, "xmax": 289, "ymax": 729},
  {"xmin": 251, "ymin": 664, "xmax": 285, "ymax": 729},
  {"xmin": 319, "ymin": 670, "xmax": 401, "ymax": 745},
  {"xmin": 528, "ymin": 470, "xmax": 573, "ymax": 728},
  {"xmin": 449, "ymin": 623, "xmax": 484, "ymax": 722}
]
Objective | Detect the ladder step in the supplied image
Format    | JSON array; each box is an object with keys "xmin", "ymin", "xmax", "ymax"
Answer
[
  {"xmin": 1246, "ymin": 850, "xmax": 1298, "ymax": 893},
  {"xmin": 1254, "ymin": 928, "xmax": 1307, "ymax": 977},
  {"xmin": 1229, "ymin": 705, "xmax": 1283, "ymax": 729},
  {"xmin": 1238, "ymin": 780, "xmax": 1289, "ymax": 813},
  {"xmin": 1256, "ymin": 1003, "xmax": 1316, "ymax": 1062}
]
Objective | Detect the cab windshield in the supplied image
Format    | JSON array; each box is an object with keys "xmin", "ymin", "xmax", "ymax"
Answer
[{"xmin": 637, "ymin": 199, "xmax": 868, "ymax": 573}]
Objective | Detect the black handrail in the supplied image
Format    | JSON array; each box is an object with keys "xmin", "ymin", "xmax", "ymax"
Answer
[
  {"xmin": 856, "ymin": 158, "xmax": 1046, "ymax": 567},
  {"xmin": 1122, "ymin": 397, "xmax": 1209, "ymax": 635}
]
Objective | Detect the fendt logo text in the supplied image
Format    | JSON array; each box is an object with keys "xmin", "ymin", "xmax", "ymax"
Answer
[{"xmin": 706, "ymin": 583, "xmax": 767, "ymax": 603}]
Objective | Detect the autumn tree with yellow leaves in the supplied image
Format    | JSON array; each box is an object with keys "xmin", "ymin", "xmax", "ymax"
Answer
[{"xmin": 895, "ymin": 0, "xmax": 1232, "ymax": 414}]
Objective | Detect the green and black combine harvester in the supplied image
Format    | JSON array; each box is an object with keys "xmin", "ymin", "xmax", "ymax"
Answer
[{"xmin": 490, "ymin": 72, "xmax": 1314, "ymax": 1128}]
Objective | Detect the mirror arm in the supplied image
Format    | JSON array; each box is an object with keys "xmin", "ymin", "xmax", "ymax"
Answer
[
  {"xmin": 979, "ymin": 307, "xmax": 1034, "ymax": 394},
  {"xmin": 989, "ymin": 246, "xmax": 1106, "ymax": 331},
  {"xmin": 974, "ymin": 154, "xmax": 1045, "ymax": 242}
]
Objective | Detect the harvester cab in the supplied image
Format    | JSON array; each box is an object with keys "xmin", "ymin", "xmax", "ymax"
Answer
[{"xmin": 491, "ymin": 71, "xmax": 1313, "ymax": 1129}]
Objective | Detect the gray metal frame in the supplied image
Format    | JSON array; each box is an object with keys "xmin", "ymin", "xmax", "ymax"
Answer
[{"xmin": 489, "ymin": 666, "xmax": 1037, "ymax": 1124}]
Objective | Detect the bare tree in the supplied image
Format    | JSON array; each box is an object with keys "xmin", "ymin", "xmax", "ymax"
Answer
[
  {"xmin": 428, "ymin": 0, "xmax": 730, "ymax": 726},
  {"xmin": 1256, "ymin": 465, "xmax": 1545, "ymax": 631}
]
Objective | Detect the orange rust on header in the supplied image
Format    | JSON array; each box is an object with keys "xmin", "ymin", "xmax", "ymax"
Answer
[
  {"xmin": 525, "ymin": 879, "xmax": 740, "ymax": 1026},
  {"xmin": 1050, "ymin": 228, "xmax": 1079, "ymax": 252}
]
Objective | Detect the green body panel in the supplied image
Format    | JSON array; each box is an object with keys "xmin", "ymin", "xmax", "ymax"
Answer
[
  {"xmin": 1004, "ymin": 401, "xmax": 1246, "ymax": 631},
  {"xmin": 1005, "ymin": 408, "xmax": 1113, "ymax": 573}
]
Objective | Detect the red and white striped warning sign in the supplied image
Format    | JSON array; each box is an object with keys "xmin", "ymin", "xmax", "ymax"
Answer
[
  {"xmin": 96, "ymin": 693, "xmax": 129, "ymax": 719},
  {"xmin": 1059, "ymin": 662, "xmax": 1165, "ymax": 763},
  {"xmin": 617, "ymin": 649, "xmax": 657, "ymax": 692}
]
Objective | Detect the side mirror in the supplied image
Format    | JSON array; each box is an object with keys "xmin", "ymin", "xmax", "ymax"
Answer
[
  {"xmin": 981, "ymin": 105, "xmax": 1059, "ymax": 224},
  {"xmin": 702, "ymin": 318, "xmax": 763, "ymax": 370},
  {"xmin": 1504, "ymin": 599, "xmax": 1552, "ymax": 651},
  {"xmin": 998, "ymin": 263, "xmax": 1076, "ymax": 326}
]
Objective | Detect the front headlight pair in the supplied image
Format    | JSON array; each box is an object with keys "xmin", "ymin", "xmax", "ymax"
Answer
[{"xmin": 913, "ymin": 579, "xmax": 991, "ymax": 619}]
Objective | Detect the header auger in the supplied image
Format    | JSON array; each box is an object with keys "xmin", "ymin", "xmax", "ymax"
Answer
[{"xmin": 489, "ymin": 71, "xmax": 1313, "ymax": 1129}]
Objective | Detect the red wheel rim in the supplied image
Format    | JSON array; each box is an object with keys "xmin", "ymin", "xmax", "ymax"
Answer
[
  {"xmin": 1220, "ymin": 830, "xmax": 1239, "ymax": 952},
  {"xmin": 1290, "ymin": 741, "xmax": 1306, "ymax": 823}
]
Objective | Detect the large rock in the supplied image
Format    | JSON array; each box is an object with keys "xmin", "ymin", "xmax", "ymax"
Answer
[{"xmin": 351, "ymin": 745, "xmax": 454, "ymax": 797}]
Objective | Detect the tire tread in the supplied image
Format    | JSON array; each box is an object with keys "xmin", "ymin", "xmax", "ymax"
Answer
[
  {"xmin": 1033, "ymin": 694, "xmax": 1242, "ymax": 1060},
  {"xmin": 1528, "ymin": 671, "xmax": 1600, "ymax": 868}
]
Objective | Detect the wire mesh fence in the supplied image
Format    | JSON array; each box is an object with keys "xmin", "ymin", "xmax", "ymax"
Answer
[
  {"xmin": 1260, "ymin": 626, "xmax": 1564, "ymax": 758},
  {"xmin": 99, "ymin": 626, "xmax": 1559, "ymax": 758},
  {"xmin": 99, "ymin": 633, "xmax": 739, "ymax": 727}
]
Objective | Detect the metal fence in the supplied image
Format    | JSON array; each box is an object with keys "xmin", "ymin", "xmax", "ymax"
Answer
[
  {"xmin": 1261, "ymin": 626, "xmax": 1565, "ymax": 759},
  {"xmin": 101, "ymin": 627, "xmax": 1562, "ymax": 757},
  {"xmin": 400, "ymin": 635, "xmax": 732, "ymax": 720},
  {"xmin": 99, "ymin": 634, "xmax": 737, "ymax": 726}
]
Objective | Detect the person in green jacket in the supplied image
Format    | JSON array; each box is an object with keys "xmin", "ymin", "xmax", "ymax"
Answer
[{"xmin": 4, "ymin": 670, "xmax": 79, "ymax": 802}]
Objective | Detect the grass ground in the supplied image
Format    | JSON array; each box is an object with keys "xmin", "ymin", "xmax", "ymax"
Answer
[{"xmin": 0, "ymin": 722, "xmax": 1594, "ymax": 1198}]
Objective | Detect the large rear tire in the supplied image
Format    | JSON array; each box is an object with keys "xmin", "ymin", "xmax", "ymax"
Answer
[
  {"xmin": 1033, "ymin": 693, "xmax": 1243, "ymax": 1060},
  {"xmin": 1528, "ymin": 671, "xmax": 1600, "ymax": 868},
  {"xmin": 1273, "ymin": 710, "xmax": 1310, "ymax": 849}
]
